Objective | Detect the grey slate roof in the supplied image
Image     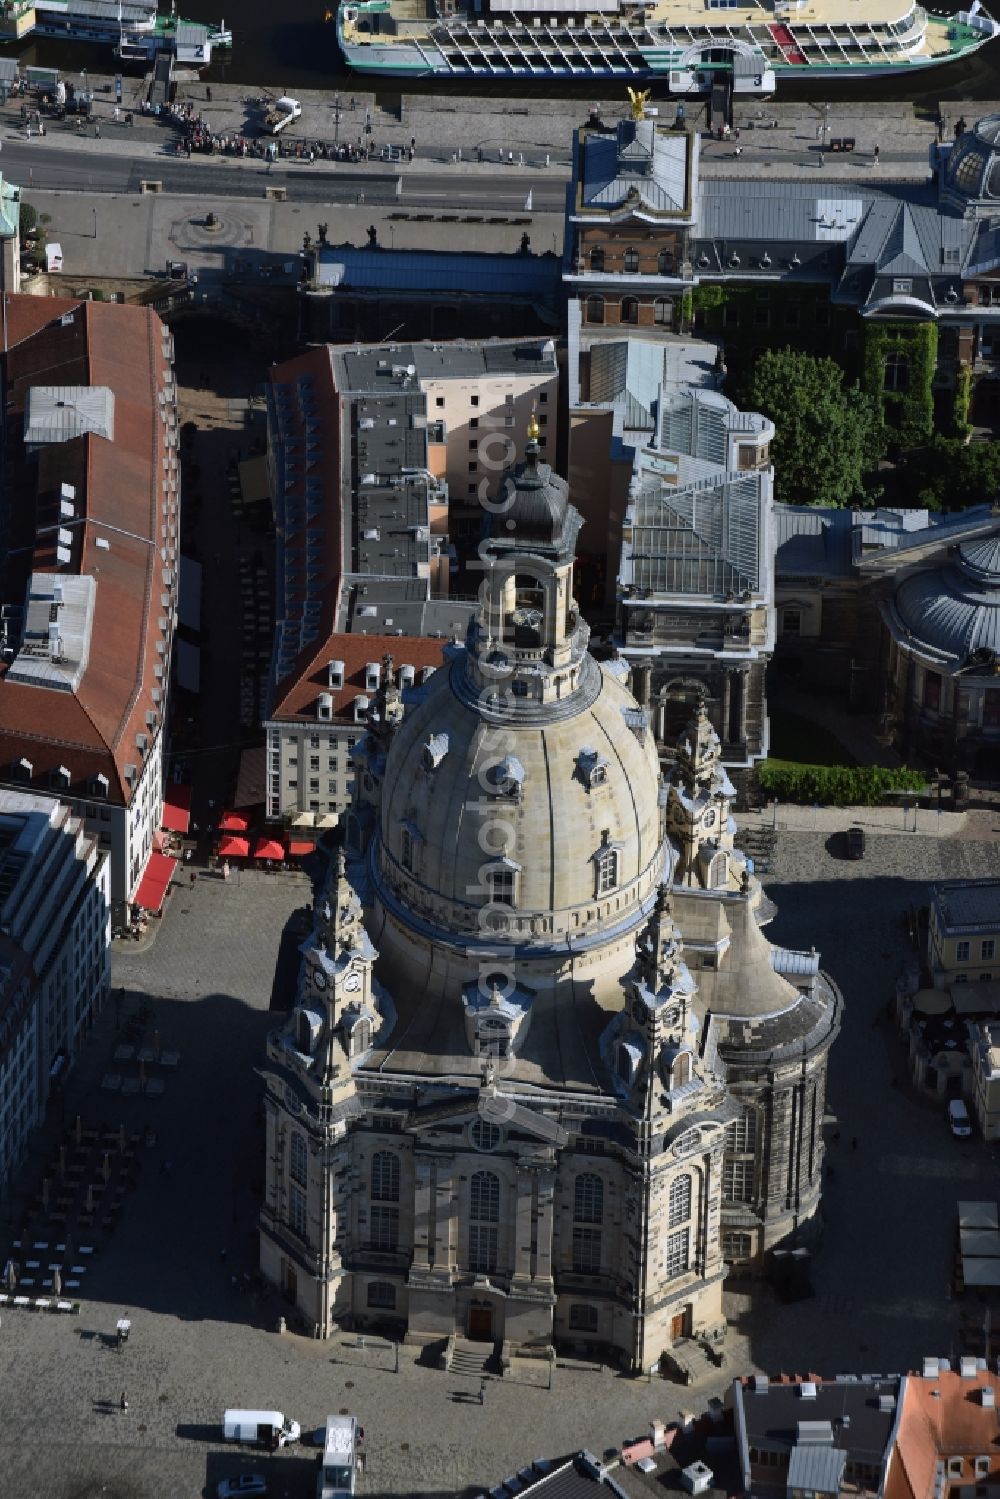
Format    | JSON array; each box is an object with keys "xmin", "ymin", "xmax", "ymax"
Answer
[
  {"xmin": 580, "ymin": 120, "xmax": 691, "ymax": 218},
  {"xmin": 773, "ymin": 506, "xmax": 854, "ymax": 578},
  {"xmin": 892, "ymin": 534, "xmax": 1000, "ymax": 666}
]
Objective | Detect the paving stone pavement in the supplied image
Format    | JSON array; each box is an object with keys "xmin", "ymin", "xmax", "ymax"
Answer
[{"xmin": 2, "ymin": 833, "xmax": 998, "ymax": 1498}]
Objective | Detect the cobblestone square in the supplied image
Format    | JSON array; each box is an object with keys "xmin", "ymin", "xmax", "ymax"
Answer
[{"xmin": 1, "ymin": 827, "xmax": 997, "ymax": 1498}]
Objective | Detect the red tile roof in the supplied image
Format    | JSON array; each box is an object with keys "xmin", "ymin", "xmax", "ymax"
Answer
[
  {"xmin": 268, "ymin": 631, "xmax": 448, "ymax": 725},
  {"xmin": 0, "ymin": 296, "xmax": 174, "ymax": 806},
  {"xmin": 888, "ymin": 1372, "xmax": 1000, "ymax": 1499}
]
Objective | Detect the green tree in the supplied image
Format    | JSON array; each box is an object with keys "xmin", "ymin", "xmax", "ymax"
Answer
[
  {"xmin": 740, "ymin": 347, "xmax": 878, "ymax": 507},
  {"xmin": 18, "ymin": 199, "xmax": 37, "ymax": 237},
  {"xmin": 901, "ymin": 434, "xmax": 1000, "ymax": 511}
]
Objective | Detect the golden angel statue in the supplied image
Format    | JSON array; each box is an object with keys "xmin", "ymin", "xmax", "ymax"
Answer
[{"xmin": 627, "ymin": 86, "xmax": 651, "ymax": 122}]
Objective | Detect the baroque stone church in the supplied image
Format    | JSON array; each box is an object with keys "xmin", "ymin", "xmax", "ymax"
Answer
[{"xmin": 258, "ymin": 429, "xmax": 842, "ymax": 1371}]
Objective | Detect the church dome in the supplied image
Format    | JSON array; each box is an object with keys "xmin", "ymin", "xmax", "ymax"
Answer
[
  {"xmin": 374, "ymin": 652, "xmax": 663, "ymax": 950},
  {"xmin": 943, "ymin": 116, "xmax": 1000, "ymax": 207},
  {"xmin": 892, "ymin": 534, "xmax": 1000, "ymax": 667}
]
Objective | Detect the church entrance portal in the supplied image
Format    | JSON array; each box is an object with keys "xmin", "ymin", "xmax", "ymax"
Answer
[
  {"xmin": 670, "ymin": 1307, "xmax": 690, "ymax": 1342},
  {"xmin": 468, "ymin": 1302, "xmax": 494, "ymax": 1341}
]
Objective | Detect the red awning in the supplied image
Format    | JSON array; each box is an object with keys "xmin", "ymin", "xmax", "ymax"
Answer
[
  {"xmin": 133, "ymin": 852, "xmax": 177, "ymax": 913},
  {"xmin": 286, "ymin": 840, "xmax": 315, "ymax": 857},
  {"xmin": 219, "ymin": 809, "xmax": 251, "ymax": 832},
  {"xmin": 253, "ymin": 836, "xmax": 285, "ymax": 861},
  {"xmin": 161, "ymin": 782, "xmax": 192, "ymax": 835},
  {"xmin": 217, "ymin": 834, "xmax": 250, "ymax": 859}
]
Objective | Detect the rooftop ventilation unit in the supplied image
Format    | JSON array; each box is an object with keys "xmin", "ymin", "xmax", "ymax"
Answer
[
  {"xmin": 752, "ymin": 1375, "xmax": 769, "ymax": 1395},
  {"xmin": 961, "ymin": 1357, "xmax": 979, "ymax": 1379},
  {"xmin": 982, "ymin": 1388, "xmax": 996, "ymax": 1408},
  {"xmin": 800, "ymin": 1383, "xmax": 817, "ymax": 1400},
  {"xmin": 878, "ymin": 1395, "xmax": 896, "ymax": 1413},
  {"xmin": 923, "ymin": 1358, "xmax": 941, "ymax": 1378}
]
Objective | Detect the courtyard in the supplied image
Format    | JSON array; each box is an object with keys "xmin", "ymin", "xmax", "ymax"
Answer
[{"xmin": 0, "ymin": 822, "xmax": 998, "ymax": 1499}]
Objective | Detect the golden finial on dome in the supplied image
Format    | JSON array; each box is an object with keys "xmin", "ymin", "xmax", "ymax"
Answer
[{"xmin": 526, "ymin": 407, "xmax": 540, "ymax": 444}]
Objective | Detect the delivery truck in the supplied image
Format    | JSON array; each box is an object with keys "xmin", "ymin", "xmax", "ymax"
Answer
[
  {"xmin": 223, "ymin": 1409, "xmax": 301, "ymax": 1449},
  {"xmin": 263, "ymin": 96, "xmax": 301, "ymax": 135},
  {"xmin": 317, "ymin": 1414, "xmax": 358, "ymax": 1499}
]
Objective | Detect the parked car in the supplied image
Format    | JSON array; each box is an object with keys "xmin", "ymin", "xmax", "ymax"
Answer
[
  {"xmin": 948, "ymin": 1099, "xmax": 973, "ymax": 1139},
  {"xmin": 217, "ymin": 1476, "xmax": 268, "ymax": 1499},
  {"xmin": 846, "ymin": 826, "xmax": 866, "ymax": 859}
]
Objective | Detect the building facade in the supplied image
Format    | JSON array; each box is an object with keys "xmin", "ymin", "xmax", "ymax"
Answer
[
  {"xmin": 0, "ymin": 789, "xmax": 111, "ymax": 1194},
  {"xmin": 264, "ymin": 339, "xmax": 558, "ymax": 827},
  {"xmin": 929, "ymin": 880, "xmax": 1000, "ymax": 988},
  {"xmin": 0, "ymin": 297, "xmax": 179, "ymax": 910},
  {"xmin": 259, "ymin": 435, "xmax": 840, "ymax": 1370}
]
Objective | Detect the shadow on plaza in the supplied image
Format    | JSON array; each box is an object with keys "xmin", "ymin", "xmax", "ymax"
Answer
[
  {"xmin": 731, "ymin": 857, "xmax": 998, "ymax": 1377},
  {"xmin": 2, "ymin": 986, "xmax": 289, "ymax": 1333}
]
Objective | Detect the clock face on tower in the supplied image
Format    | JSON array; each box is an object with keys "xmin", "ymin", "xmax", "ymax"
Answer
[{"xmin": 343, "ymin": 972, "xmax": 361, "ymax": 993}]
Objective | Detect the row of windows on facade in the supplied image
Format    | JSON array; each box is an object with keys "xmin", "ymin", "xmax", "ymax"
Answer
[
  {"xmin": 956, "ymin": 939, "xmax": 997, "ymax": 963},
  {"xmin": 284, "ymin": 1145, "xmax": 701, "ymax": 1273},
  {"xmin": 585, "ymin": 296, "xmax": 674, "ymax": 327},
  {"xmin": 431, "ymin": 389, "xmax": 550, "ymax": 411},
  {"xmin": 586, "ymin": 247, "xmax": 675, "ymax": 275}
]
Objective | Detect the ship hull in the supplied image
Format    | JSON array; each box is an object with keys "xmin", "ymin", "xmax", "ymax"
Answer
[{"xmin": 336, "ymin": 15, "xmax": 997, "ymax": 86}]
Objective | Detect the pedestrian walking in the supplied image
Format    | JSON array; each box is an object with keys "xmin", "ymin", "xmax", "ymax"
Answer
[
  {"xmin": 873, "ymin": 143, "xmax": 880, "ymax": 165},
  {"xmin": 120, "ymin": 1391, "xmax": 128, "ymax": 1412},
  {"xmin": 95, "ymin": 120, "xmax": 101, "ymax": 139},
  {"xmin": 851, "ymin": 1136, "xmax": 858, "ymax": 1150},
  {"xmin": 734, "ymin": 145, "xmax": 742, "ymax": 159},
  {"xmin": 479, "ymin": 1377, "xmax": 486, "ymax": 1406}
]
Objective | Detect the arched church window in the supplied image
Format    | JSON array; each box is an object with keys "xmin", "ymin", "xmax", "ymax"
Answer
[
  {"xmin": 469, "ymin": 1171, "xmax": 500, "ymax": 1274},
  {"xmin": 668, "ymin": 1174, "xmax": 692, "ymax": 1228},
  {"xmin": 350, "ymin": 1016, "xmax": 372, "ymax": 1058},
  {"xmin": 290, "ymin": 1131, "xmax": 308, "ymax": 1188},
  {"xmin": 708, "ymin": 852, "xmax": 728, "ymax": 889},
  {"xmin": 725, "ymin": 1107, "xmax": 757, "ymax": 1154},
  {"xmin": 574, "ymin": 1172, "xmax": 604, "ymax": 1225},
  {"xmin": 371, "ymin": 1150, "xmax": 400, "ymax": 1203},
  {"xmin": 621, "ymin": 296, "xmax": 639, "ymax": 325},
  {"xmin": 671, "ymin": 1051, "xmax": 693, "ymax": 1088}
]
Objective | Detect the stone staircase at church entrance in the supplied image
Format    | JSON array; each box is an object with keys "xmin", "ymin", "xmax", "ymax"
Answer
[{"xmin": 449, "ymin": 1338, "xmax": 499, "ymax": 1379}]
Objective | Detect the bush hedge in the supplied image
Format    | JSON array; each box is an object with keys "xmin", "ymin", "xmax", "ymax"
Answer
[{"xmin": 757, "ymin": 762, "xmax": 926, "ymax": 806}]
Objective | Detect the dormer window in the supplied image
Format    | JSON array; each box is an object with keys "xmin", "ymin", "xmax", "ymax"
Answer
[
  {"xmin": 52, "ymin": 764, "xmax": 72, "ymax": 791},
  {"xmin": 317, "ymin": 691, "xmax": 333, "ymax": 722},
  {"xmin": 13, "ymin": 757, "xmax": 33, "ymax": 782},
  {"xmin": 327, "ymin": 659, "xmax": 345, "ymax": 689},
  {"xmin": 91, "ymin": 772, "xmax": 109, "ymax": 799},
  {"xmin": 422, "ymin": 733, "xmax": 449, "ymax": 772},
  {"xmin": 485, "ymin": 755, "xmax": 525, "ymax": 800},
  {"xmin": 365, "ymin": 662, "xmax": 381, "ymax": 692},
  {"xmin": 577, "ymin": 748, "xmax": 609, "ymax": 791}
]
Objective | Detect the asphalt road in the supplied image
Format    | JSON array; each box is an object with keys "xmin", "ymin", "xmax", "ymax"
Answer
[{"xmin": 0, "ymin": 138, "xmax": 568, "ymax": 210}]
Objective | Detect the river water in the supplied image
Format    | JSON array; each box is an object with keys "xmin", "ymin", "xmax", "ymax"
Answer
[{"xmin": 1, "ymin": 0, "xmax": 999, "ymax": 101}]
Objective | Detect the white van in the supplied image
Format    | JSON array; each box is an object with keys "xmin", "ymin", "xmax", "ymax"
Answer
[
  {"xmin": 948, "ymin": 1099, "xmax": 973, "ymax": 1138},
  {"xmin": 317, "ymin": 1414, "xmax": 358, "ymax": 1499},
  {"xmin": 223, "ymin": 1409, "xmax": 301, "ymax": 1448}
]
